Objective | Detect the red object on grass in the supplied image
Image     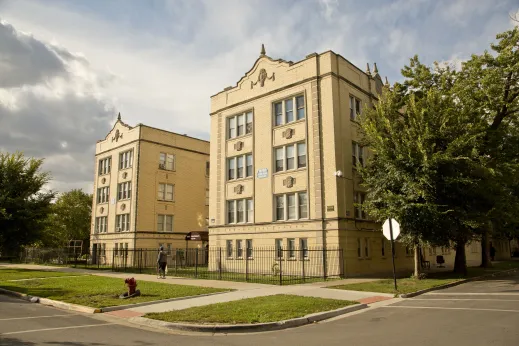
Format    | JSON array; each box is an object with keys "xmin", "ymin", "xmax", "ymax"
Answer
[{"xmin": 125, "ymin": 277, "xmax": 137, "ymax": 295}]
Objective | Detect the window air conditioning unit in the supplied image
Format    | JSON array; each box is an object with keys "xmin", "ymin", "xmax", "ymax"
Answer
[{"xmin": 159, "ymin": 163, "xmax": 166, "ymax": 169}]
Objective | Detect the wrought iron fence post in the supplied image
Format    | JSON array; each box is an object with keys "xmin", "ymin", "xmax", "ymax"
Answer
[
  {"xmin": 195, "ymin": 248, "xmax": 199, "ymax": 278},
  {"xmin": 112, "ymin": 250, "xmax": 115, "ymax": 271},
  {"xmin": 339, "ymin": 248, "xmax": 345, "ymax": 278},
  {"xmin": 302, "ymin": 249, "xmax": 306, "ymax": 283},
  {"xmin": 322, "ymin": 247, "xmax": 327, "ymax": 280},
  {"xmin": 279, "ymin": 250, "xmax": 283, "ymax": 286},
  {"xmin": 246, "ymin": 253, "xmax": 249, "ymax": 282},
  {"xmin": 218, "ymin": 248, "xmax": 222, "ymax": 280}
]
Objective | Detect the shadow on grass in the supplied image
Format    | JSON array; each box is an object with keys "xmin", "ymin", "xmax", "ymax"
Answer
[{"xmin": 0, "ymin": 284, "xmax": 72, "ymax": 298}]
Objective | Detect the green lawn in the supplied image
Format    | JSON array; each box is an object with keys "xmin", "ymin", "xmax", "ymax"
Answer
[
  {"xmin": 145, "ymin": 294, "xmax": 358, "ymax": 324},
  {"xmin": 0, "ymin": 275, "xmax": 229, "ymax": 308},
  {"xmin": 330, "ymin": 260, "xmax": 519, "ymax": 295},
  {"xmin": 0, "ymin": 268, "xmax": 84, "ymax": 281}
]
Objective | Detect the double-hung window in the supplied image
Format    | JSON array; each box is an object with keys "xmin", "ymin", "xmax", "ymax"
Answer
[
  {"xmin": 300, "ymin": 238, "xmax": 309, "ymax": 259},
  {"xmin": 274, "ymin": 142, "xmax": 306, "ymax": 173},
  {"xmin": 228, "ymin": 154, "xmax": 253, "ymax": 180},
  {"xmin": 158, "ymin": 183, "xmax": 174, "ymax": 201},
  {"xmin": 236, "ymin": 240, "xmax": 243, "ymax": 258},
  {"xmin": 352, "ymin": 142, "xmax": 364, "ymax": 167},
  {"xmin": 246, "ymin": 239, "xmax": 253, "ymax": 258},
  {"xmin": 157, "ymin": 214, "xmax": 174, "ymax": 232},
  {"xmin": 97, "ymin": 187, "xmax": 110, "ymax": 203},
  {"xmin": 98, "ymin": 157, "xmax": 111, "ymax": 175},
  {"xmin": 226, "ymin": 240, "xmax": 233, "ymax": 258},
  {"xmin": 228, "ymin": 111, "xmax": 253, "ymax": 139},
  {"xmin": 119, "ymin": 150, "xmax": 133, "ymax": 170},
  {"xmin": 273, "ymin": 95, "xmax": 305, "ymax": 126},
  {"xmin": 159, "ymin": 153, "xmax": 175, "ymax": 170},
  {"xmin": 95, "ymin": 216, "xmax": 107, "ymax": 233},
  {"xmin": 275, "ymin": 239, "xmax": 283, "ymax": 258},
  {"xmin": 115, "ymin": 214, "xmax": 130, "ymax": 232},
  {"xmin": 275, "ymin": 192, "xmax": 308, "ymax": 221},
  {"xmin": 227, "ymin": 198, "xmax": 254, "ymax": 224},
  {"xmin": 288, "ymin": 238, "xmax": 296, "ymax": 258},
  {"xmin": 350, "ymin": 96, "xmax": 361, "ymax": 121},
  {"xmin": 354, "ymin": 192, "xmax": 366, "ymax": 219},
  {"xmin": 118, "ymin": 181, "xmax": 132, "ymax": 200}
]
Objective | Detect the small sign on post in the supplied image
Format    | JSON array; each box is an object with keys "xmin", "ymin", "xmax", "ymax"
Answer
[{"xmin": 382, "ymin": 218, "xmax": 400, "ymax": 291}]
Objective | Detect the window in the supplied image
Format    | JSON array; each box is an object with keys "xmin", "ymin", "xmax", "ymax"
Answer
[
  {"xmin": 273, "ymin": 95, "xmax": 305, "ymax": 126},
  {"xmin": 296, "ymin": 95, "xmax": 305, "ymax": 120},
  {"xmin": 115, "ymin": 214, "xmax": 130, "ymax": 232},
  {"xmin": 381, "ymin": 238, "xmax": 386, "ymax": 257},
  {"xmin": 300, "ymin": 238, "xmax": 308, "ymax": 259},
  {"xmin": 228, "ymin": 157, "xmax": 235, "ymax": 180},
  {"xmin": 159, "ymin": 153, "xmax": 175, "ymax": 170},
  {"xmin": 275, "ymin": 192, "xmax": 308, "ymax": 221},
  {"xmin": 354, "ymin": 192, "xmax": 366, "ymax": 219},
  {"xmin": 98, "ymin": 157, "xmax": 111, "ymax": 175},
  {"xmin": 297, "ymin": 143, "xmax": 306, "ymax": 168},
  {"xmin": 228, "ymin": 154, "xmax": 253, "ymax": 181},
  {"xmin": 114, "ymin": 243, "xmax": 119, "ymax": 256},
  {"xmin": 157, "ymin": 214, "xmax": 174, "ymax": 232},
  {"xmin": 298, "ymin": 192, "xmax": 308, "ymax": 219},
  {"xmin": 246, "ymin": 239, "xmax": 253, "ymax": 258},
  {"xmin": 97, "ymin": 187, "xmax": 110, "ymax": 204},
  {"xmin": 288, "ymin": 238, "xmax": 295, "ymax": 258},
  {"xmin": 246, "ymin": 154, "xmax": 253, "ymax": 177},
  {"xmin": 236, "ymin": 240, "xmax": 243, "ymax": 258},
  {"xmin": 205, "ymin": 189, "xmax": 210, "ymax": 206},
  {"xmin": 158, "ymin": 183, "xmax": 174, "ymax": 201},
  {"xmin": 237, "ymin": 156, "xmax": 244, "ymax": 178},
  {"xmin": 119, "ymin": 150, "xmax": 133, "ymax": 170},
  {"xmin": 124, "ymin": 243, "xmax": 128, "ymax": 257},
  {"xmin": 352, "ymin": 142, "xmax": 364, "ymax": 167},
  {"xmin": 228, "ymin": 117, "xmax": 236, "ymax": 139},
  {"xmin": 226, "ymin": 240, "xmax": 233, "ymax": 258},
  {"xmin": 118, "ymin": 181, "xmax": 132, "ymax": 200},
  {"xmin": 228, "ymin": 111, "xmax": 253, "ymax": 139},
  {"xmin": 101, "ymin": 243, "xmax": 106, "ymax": 257},
  {"xmin": 206, "ymin": 161, "xmax": 210, "ymax": 176},
  {"xmin": 350, "ymin": 96, "xmax": 361, "ymax": 120},
  {"xmin": 246, "ymin": 112, "xmax": 253, "ymax": 134},
  {"xmin": 237, "ymin": 114, "xmax": 245, "ymax": 136},
  {"xmin": 227, "ymin": 198, "xmax": 253, "ymax": 224},
  {"xmin": 287, "ymin": 194, "xmax": 296, "ymax": 220},
  {"xmin": 357, "ymin": 238, "xmax": 362, "ymax": 258},
  {"xmin": 274, "ymin": 143, "xmax": 306, "ymax": 173},
  {"xmin": 95, "ymin": 216, "xmax": 107, "ymax": 233},
  {"xmin": 247, "ymin": 199, "xmax": 254, "ymax": 223},
  {"xmin": 275, "ymin": 239, "xmax": 283, "ymax": 258},
  {"xmin": 364, "ymin": 238, "xmax": 370, "ymax": 258}
]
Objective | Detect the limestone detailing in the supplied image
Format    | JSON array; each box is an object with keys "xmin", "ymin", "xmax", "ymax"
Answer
[{"xmin": 251, "ymin": 68, "xmax": 275, "ymax": 89}]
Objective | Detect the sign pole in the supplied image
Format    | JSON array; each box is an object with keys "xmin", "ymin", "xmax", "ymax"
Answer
[{"xmin": 389, "ymin": 218, "xmax": 398, "ymax": 291}]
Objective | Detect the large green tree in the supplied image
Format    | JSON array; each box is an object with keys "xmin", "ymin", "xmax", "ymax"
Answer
[
  {"xmin": 0, "ymin": 152, "xmax": 56, "ymax": 255},
  {"xmin": 42, "ymin": 189, "xmax": 93, "ymax": 249}
]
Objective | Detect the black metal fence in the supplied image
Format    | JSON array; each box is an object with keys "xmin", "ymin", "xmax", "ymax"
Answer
[{"xmin": 20, "ymin": 247, "xmax": 344, "ymax": 285}]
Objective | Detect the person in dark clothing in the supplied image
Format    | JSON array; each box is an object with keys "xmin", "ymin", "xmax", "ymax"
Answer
[
  {"xmin": 490, "ymin": 244, "xmax": 496, "ymax": 261},
  {"xmin": 157, "ymin": 246, "xmax": 168, "ymax": 279}
]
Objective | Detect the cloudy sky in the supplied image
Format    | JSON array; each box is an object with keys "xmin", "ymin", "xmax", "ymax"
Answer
[{"xmin": 0, "ymin": 0, "xmax": 518, "ymax": 194}]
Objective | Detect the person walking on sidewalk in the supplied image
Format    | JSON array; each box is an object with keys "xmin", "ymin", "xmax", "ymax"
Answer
[{"xmin": 157, "ymin": 246, "xmax": 168, "ymax": 279}]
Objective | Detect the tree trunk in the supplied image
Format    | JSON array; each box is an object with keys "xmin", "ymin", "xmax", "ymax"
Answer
[
  {"xmin": 480, "ymin": 223, "xmax": 493, "ymax": 268},
  {"xmin": 453, "ymin": 239, "xmax": 468, "ymax": 276},
  {"xmin": 414, "ymin": 245, "xmax": 421, "ymax": 278}
]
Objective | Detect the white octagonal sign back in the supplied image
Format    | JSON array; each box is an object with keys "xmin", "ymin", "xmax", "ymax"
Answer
[{"xmin": 382, "ymin": 218, "xmax": 401, "ymax": 241}]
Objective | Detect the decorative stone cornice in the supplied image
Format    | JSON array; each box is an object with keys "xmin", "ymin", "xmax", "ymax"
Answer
[{"xmin": 251, "ymin": 68, "xmax": 275, "ymax": 89}]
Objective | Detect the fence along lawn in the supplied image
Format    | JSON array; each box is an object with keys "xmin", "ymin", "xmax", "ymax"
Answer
[{"xmin": 0, "ymin": 275, "xmax": 229, "ymax": 308}]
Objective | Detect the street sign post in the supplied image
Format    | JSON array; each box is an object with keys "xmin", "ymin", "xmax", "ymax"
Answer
[{"xmin": 382, "ymin": 218, "xmax": 400, "ymax": 291}]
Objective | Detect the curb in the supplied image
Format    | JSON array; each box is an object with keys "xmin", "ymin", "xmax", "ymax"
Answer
[
  {"xmin": 0, "ymin": 288, "xmax": 97, "ymax": 313},
  {"xmin": 127, "ymin": 303, "xmax": 367, "ymax": 333},
  {"xmin": 399, "ymin": 267, "xmax": 519, "ymax": 298},
  {"xmin": 0, "ymin": 288, "xmax": 229, "ymax": 314}
]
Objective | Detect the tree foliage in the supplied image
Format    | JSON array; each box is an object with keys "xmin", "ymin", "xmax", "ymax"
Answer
[
  {"xmin": 0, "ymin": 152, "xmax": 56, "ymax": 255},
  {"xmin": 42, "ymin": 189, "xmax": 92, "ymax": 248}
]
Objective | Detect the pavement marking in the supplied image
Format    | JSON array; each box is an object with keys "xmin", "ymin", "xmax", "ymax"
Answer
[
  {"xmin": 424, "ymin": 292, "xmax": 519, "ymax": 296},
  {"xmin": 383, "ymin": 306, "xmax": 519, "ymax": 313},
  {"xmin": 0, "ymin": 314, "xmax": 73, "ymax": 321},
  {"xmin": 0, "ymin": 323, "xmax": 115, "ymax": 336},
  {"xmin": 411, "ymin": 298, "xmax": 519, "ymax": 302}
]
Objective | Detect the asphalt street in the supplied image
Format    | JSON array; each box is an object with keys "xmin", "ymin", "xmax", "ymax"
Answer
[{"xmin": 1, "ymin": 272, "xmax": 518, "ymax": 346}]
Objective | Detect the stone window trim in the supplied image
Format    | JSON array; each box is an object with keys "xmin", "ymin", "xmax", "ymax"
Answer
[{"xmin": 227, "ymin": 110, "xmax": 254, "ymax": 140}]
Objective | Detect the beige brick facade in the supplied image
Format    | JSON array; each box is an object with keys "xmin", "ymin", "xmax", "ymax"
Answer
[{"xmin": 90, "ymin": 116, "xmax": 210, "ymax": 262}]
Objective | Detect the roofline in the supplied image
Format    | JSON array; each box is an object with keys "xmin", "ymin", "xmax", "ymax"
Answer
[
  {"xmin": 210, "ymin": 49, "xmax": 372, "ymax": 98},
  {"xmin": 96, "ymin": 121, "xmax": 209, "ymax": 144}
]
